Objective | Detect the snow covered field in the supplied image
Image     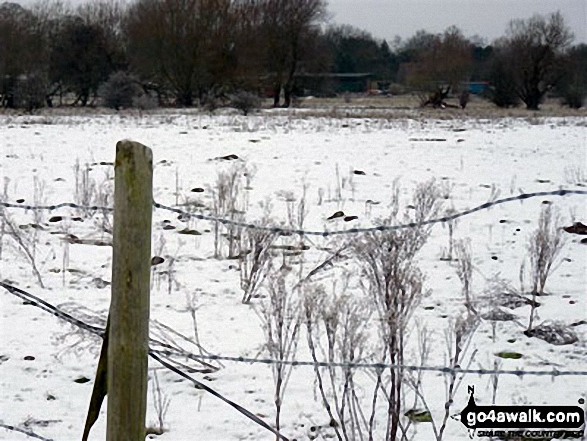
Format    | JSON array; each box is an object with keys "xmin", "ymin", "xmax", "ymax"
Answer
[{"xmin": 0, "ymin": 110, "xmax": 586, "ymax": 440}]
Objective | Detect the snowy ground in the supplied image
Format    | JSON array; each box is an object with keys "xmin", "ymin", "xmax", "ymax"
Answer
[{"xmin": 0, "ymin": 110, "xmax": 586, "ymax": 440}]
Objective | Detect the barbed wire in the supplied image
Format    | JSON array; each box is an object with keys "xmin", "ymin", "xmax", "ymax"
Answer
[
  {"xmin": 0, "ymin": 201, "xmax": 114, "ymax": 212},
  {"xmin": 0, "ymin": 281, "xmax": 104, "ymax": 336},
  {"xmin": 1, "ymin": 188, "xmax": 586, "ymax": 237},
  {"xmin": 0, "ymin": 281, "xmax": 215, "ymax": 372},
  {"xmin": 2, "ymin": 281, "xmax": 586, "ymax": 378},
  {"xmin": 0, "ymin": 423, "xmax": 55, "ymax": 441},
  {"xmin": 148, "ymin": 352, "xmax": 289, "ymax": 441},
  {"xmin": 0, "ymin": 281, "xmax": 289, "ymax": 441},
  {"xmin": 155, "ymin": 351, "xmax": 587, "ymax": 378}
]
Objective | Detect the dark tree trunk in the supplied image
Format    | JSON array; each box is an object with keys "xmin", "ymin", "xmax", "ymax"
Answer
[
  {"xmin": 282, "ymin": 53, "xmax": 298, "ymax": 109},
  {"xmin": 459, "ymin": 90, "xmax": 470, "ymax": 109},
  {"xmin": 283, "ymin": 88, "xmax": 292, "ymax": 108},
  {"xmin": 177, "ymin": 90, "xmax": 193, "ymax": 107},
  {"xmin": 4, "ymin": 94, "xmax": 14, "ymax": 109},
  {"xmin": 423, "ymin": 85, "xmax": 452, "ymax": 108},
  {"xmin": 80, "ymin": 88, "xmax": 90, "ymax": 106},
  {"xmin": 272, "ymin": 85, "xmax": 281, "ymax": 107},
  {"xmin": 524, "ymin": 90, "xmax": 542, "ymax": 110}
]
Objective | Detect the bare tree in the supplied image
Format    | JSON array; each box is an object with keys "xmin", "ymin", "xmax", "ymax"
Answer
[
  {"xmin": 406, "ymin": 26, "xmax": 473, "ymax": 107},
  {"xmin": 494, "ymin": 11, "xmax": 574, "ymax": 110},
  {"xmin": 29, "ymin": 0, "xmax": 72, "ymax": 107},
  {"xmin": 557, "ymin": 44, "xmax": 587, "ymax": 108},
  {"xmin": 77, "ymin": 0, "xmax": 127, "ymax": 69},
  {"xmin": 125, "ymin": 0, "xmax": 237, "ymax": 106},
  {"xmin": 49, "ymin": 15, "xmax": 115, "ymax": 106},
  {"xmin": 259, "ymin": 0, "xmax": 327, "ymax": 107},
  {"xmin": 0, "ymin": 2, "xmax": 50, "ymax": 108}
]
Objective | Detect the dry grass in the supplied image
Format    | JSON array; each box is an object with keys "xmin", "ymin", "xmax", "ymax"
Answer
[
  {"xmin": 285, "ymin": 94, "xmax": 587, "ymax": 120},
  {"xmin": 0, "ymin": 94, "xmax": 584, "ymax": 122}
]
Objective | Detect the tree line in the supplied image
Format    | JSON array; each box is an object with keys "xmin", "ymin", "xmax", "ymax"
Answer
[{"xmin": 0, "ymin": 0, "xmax": 585, "ymax": 111}]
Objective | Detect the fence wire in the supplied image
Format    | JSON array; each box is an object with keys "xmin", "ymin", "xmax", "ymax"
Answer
[
  {"xmin": 0, "ymin": 281, "xmax": 289, "ymax": 441},
  {"xmin": 0, "ymin": 423, "xmax": 55, "ymax": 441},
  {"xmin": 1, "ymin": 188, "xmax": 586, "ymax": 237},
  {"xmin": 1, "ymin": 181, "xmax": 587, "ymax": 439},
  {"xmin": 2, "ymin": 281, "xmax": 586, "ymax": 378},
  {"xmin": 153, "ymin": 351, "xmax": 587, "ymax": 377},
  {"xmin": 1, "ymin": 188, "xmax": 586, "ymax": 378}
]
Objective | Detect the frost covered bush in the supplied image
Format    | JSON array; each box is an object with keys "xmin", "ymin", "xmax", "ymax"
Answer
[
  {"xmin": 303, "ymin": 281, "xmax": 372, "ymax": 440},
  {"xmin": 133, "ymin": 93, "xmax": 157, "ymax": 111},
  {"xmin": 100, "ymin": 71, "xmax": 142, "ymax": 110},
  {"xmin": 526, "ymin": 205, "xmax": 565, "ymax": 332},
  {"xmin": 239, "ymin": 219, "xmax": 277, "ymax": 303},
  {"xmin": 230, "ymin": 91, "xmax": 261, "ymax": 116},
  {"xmin": 203, "ymin": 95, "xmax": 222, "ymax": 114},
  {"xmin": 524, "ymin": 321, "xmax": 578, "ymax": 345},
  {"xmin": 259, "ymin": 270, "xmax": 301, "ymax": 435},
  {"xmin": 528, "ymin": 205, "xmax": 565, "ymax": 296},
  {"xmin": 351, "ymin": 179, "xmax": 441, "ymax": 440}
]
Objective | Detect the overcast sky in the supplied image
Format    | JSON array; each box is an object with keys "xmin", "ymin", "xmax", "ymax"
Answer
[{"xmin": 327, "ymin": 0, "xmax": 587, "ymax": 45}]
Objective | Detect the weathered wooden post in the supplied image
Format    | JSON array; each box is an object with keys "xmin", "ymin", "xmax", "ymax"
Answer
[{"xmin": 107, "ymin": 140, "xmax": 153, "ymax": 441}]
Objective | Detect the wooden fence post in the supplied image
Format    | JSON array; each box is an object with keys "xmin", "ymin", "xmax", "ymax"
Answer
[{"xmin": 107, "ymin": 140, "xmax": 153, "ymax": 441}]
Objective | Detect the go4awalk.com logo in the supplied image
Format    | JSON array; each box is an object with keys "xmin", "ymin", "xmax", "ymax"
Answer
[{"xmin": 459, "ymin": 386, "xmax": 585, "ymax": 439}]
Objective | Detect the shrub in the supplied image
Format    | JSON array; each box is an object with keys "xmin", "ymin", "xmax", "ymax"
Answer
[
  {"xmin": 14, "ymin": 74, "xmax": 47, "ymax": 113},
  {"xmin": 387, "ymin": 83, "xmax": 406, "ymax": 95},
  {"xmin": 561, "ymin": 85, "xmax": 586, "ymax": 109},
  {"xmin": 524, "ymin": 321, "xmax": 578, "ymax": 345},
  {"xmin": 352, "ymin": 179, "xmax": 440, "ymax": 441},
  {"xmin": 259, "ymin": 270, "xmax": 301, "ymax": 435},
  {"xmin": 132, "ymin": 93, "xmax": 157, "ymax": 111},
  {"xmin": 528, "ymin": 205, "xmax": 565, "ymax": 297},
  {"xmin": 203, "ymin": 96, "xmax": 219, "ymax": 114},
  {"xmin": 229, "ymin": 91, "xmax": 261, "ymax": 116},
  {"xmin": 526, "ymin": 205, "xmax": 565, "ymax": 333},
  {"xmin": 485, "ymin": 84, "xmax": 520, "ymax": 108},
  {"xmin": 239, "ymin": 220, "xmax": 277, "ymax": 304},
  {"xmin": 486, "ymin": 58, "xmax": 520, "ymax": 108},
  {"xmin": 459, "ymin": 89, "xmax": 470, "ymax": 109},
  {"xmin": 100, "ymin": 71, "xmax": 142, "ymax": 110}
]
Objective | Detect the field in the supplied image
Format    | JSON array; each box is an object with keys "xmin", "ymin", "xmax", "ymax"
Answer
[{"xmin": 0, "ymin": 106, "xmax": 586, "ymax": 441}]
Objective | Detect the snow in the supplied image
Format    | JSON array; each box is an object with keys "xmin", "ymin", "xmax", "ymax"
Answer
[{"xmin": 0, "ymin": 110, "xmax": 586, "ymax": 440}]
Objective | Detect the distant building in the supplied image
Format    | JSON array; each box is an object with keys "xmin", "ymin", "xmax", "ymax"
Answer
[
  {"xmin": 293, "ymin": 73, "xmax": 374, "ymax": 96},
  {"xmin": 464, "ymin": 82, "xmax": 490, "ymax": 94}
]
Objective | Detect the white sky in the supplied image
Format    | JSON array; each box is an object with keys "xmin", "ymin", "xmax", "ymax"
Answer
[{"xmin": 327, "ymin": 0, "xmax": 587, "ymax": 45}]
